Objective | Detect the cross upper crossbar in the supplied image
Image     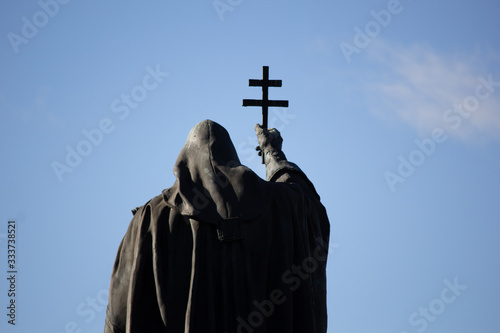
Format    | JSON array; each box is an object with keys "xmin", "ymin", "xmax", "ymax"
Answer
[{"xmin": 249, "ymin": 79, "xmax": 282, "ymax": 87}]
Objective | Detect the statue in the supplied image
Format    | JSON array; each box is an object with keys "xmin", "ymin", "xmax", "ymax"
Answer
[{"xmin": 104, "ymin": 119, "xmax": 330, "ymax": 332}]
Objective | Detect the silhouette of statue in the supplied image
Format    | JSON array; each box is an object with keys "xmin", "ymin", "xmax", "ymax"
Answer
[{"xmin": 104, "ymin": 119, "xmax": 330, "ymax": 333}]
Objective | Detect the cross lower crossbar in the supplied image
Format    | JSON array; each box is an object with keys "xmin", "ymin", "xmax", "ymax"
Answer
[{"xmin": 242, "ymin": 99, "xmax": 289, "ymax": 107}]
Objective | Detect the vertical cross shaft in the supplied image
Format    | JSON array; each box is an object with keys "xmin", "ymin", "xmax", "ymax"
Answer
[
  {"xmin": 243, "ymin": 66, "xmax": 289, "ymax": 129},
  {"xmin": 243, "ymin": 66, "xmax": 289, "ymax": 163},
  {"xmin": 261, "ymin": 66, "xmax": 269, "ymax": 129}
]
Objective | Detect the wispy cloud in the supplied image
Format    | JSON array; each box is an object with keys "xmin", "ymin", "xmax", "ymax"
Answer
[
  {"xmin": 364, "ymin": 40, "xmax": 500, "ymax": 142},
  {"xmin": 308, "ymin": 36, "xmax": 333, "ymax": 55},
  {"xmin": 3, "ymin": 86, "xmax": 65, "ymax": 126},
  {"xmin": 34, "ymin": 86, "xmax": 65, "ymax": 127}
]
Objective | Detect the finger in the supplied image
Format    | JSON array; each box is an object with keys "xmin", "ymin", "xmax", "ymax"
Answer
[{"xmin": 268, "ymin": 128, "xmax": 281, "ymax": 138}]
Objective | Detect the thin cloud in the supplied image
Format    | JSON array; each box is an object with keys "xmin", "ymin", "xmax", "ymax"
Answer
[
  {"xmin": 34, "ymin": 86, "xmax": 65, "ymax": 127},
  {"xmin": 308, "ymin": 36, "xmax": 333, "ymax": 55},
  {"xmin": 2, "ymin": 87, "xmax": 65, "ymax": 127},
  {"xmin": 365, "ymin": 40, "xmax": 500, "ymax": 142}
]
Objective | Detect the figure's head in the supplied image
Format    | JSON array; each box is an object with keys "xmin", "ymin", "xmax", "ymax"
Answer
[
  {"xmin": 166, "ymin": 119, "xmax": 264, "ymax": 221},
  {"xmin": 181, "ymin": 119, "xmax": 240, "ymax": 168}
]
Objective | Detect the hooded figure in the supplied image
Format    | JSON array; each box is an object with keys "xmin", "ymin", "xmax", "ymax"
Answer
[{"xmin": 104, "ymin": 120, "xmax": 330, "ymax": 333}]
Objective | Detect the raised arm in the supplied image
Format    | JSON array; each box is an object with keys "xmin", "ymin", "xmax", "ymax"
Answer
[{"xmin": 255, "ymin": 124, "xmax": 318, "ymax": 197}]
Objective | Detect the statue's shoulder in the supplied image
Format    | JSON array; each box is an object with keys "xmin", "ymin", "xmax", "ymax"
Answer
[{"xmin": 131, "ymin": 193, "xmax": 169, "ymax": 216}]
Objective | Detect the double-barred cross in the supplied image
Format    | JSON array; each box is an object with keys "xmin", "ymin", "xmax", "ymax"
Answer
[{"xmin": 242, "ymin": 66, "xmax": 289, "ymax": 130}]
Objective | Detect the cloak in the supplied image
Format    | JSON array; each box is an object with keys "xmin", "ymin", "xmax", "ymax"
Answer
[{"xmin": 104, "ymin": 120, "xmax": 330, "ymax": 333}]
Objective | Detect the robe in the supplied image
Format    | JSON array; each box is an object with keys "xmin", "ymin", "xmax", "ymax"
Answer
[{"xmin": 104, "ymin": 120, "xmax": 330, "ymax": 333}]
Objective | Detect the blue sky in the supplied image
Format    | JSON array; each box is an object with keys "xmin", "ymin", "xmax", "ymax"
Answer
[{"xmin": 1, "ymin": 1, "xmax": 499, "ymax": 332}]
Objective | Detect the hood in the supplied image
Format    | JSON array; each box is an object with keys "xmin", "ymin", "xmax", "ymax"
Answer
[{"xmin": 163, "ymin": 120, "xmax": 266, "ymax": 223}]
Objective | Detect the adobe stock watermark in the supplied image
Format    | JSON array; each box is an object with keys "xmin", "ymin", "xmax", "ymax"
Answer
[
  {"xmin": 400, "ymin": 277, "xmax": 467, "ymax": 333},
  {"xmin": 213, "ymin": 0, "xmax": 243, "ymax": 21},
  {"xmin": 51, "ymin": 64, "xmax": 169, "ymax": 182},
  {"xmin": 7, "ymin": 0, "xmax": 72, "ymax": 54},
  {"xmin": 236, "ymin": 239, "xmax": 339, "ymax": 333},
  {"xmin": 339, "ymin": 0, "xmax": 407, "ymax": 64},
  {"xmin": 237, "ymin": 108, "xmax": 297, "ymax": 165},
  {"xmin": 56, "ymin": 288, "xmax": 109, "ymax": 333},
  {"xmin": 384, "ymin": 74, "xmax": 500, "ymax": 192}
]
